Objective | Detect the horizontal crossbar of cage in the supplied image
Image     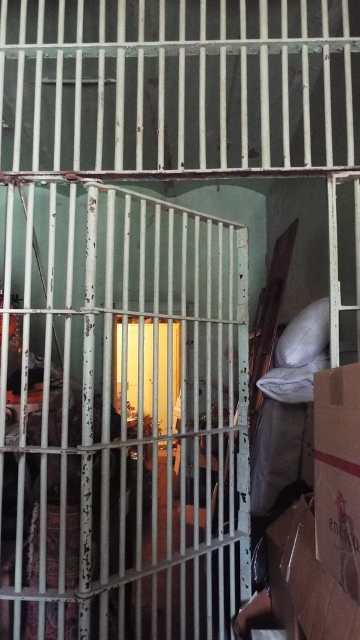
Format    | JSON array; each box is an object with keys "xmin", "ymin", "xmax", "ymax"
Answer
[
  {"xmin": 4, "ymin": 167, "xmax": 360, "ymax": 185},
  {"xmin": 1, "ymin": 37, "xmax": 360, "ymax": 59},
  {"xmin": 0, "ymin": 308, "xmax": 97, "ymax": 315},
  {"xmin": 0, "ymin": 586, "xmax": 76, "ymax": 602},
  {"xmin": 82, "ymin": 182, "xmax": 247, "ymax": 228},
  {"xmin": 339, "ymin": 305, "xmax": 360, "ymax": 310},
  {"xmin": 1, "ymin": 423, "xmax": 246, "ymax": 455},
  {"xmin": 76, "ymin": 529, "xmax": 247, "ymax": 599},
  {"xmin": 332, "ymin": 171, "xmax": 360, "ymax": 182},
  {"xmin": 88, "ymin": 307, "xmax": 246, "ymax": 325}
]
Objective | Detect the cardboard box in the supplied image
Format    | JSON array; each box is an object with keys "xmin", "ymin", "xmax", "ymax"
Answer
[
  {"xmin": 314, "ymin": 363, "xmax": 360, "ymax": 603},
  {"xmin": 266, "ymin": 496, "xmax": 360, "ymax": 640}
]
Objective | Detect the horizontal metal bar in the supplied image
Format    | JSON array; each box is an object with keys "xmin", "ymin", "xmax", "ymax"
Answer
[
  {"xmin": 90, "ymin": 307, "xmax": 246, "ymax": 325},
  {"xmin": 339, "ymin": 305, "xmax": 360, "ymax": 310},
  {"xmin": 3, "ymin": 167, "xmax": 360, "ymax": 185},
  {"xmin": 78, "ymin": 530, "xmax": 247, "ymax": 598},
  {"xmin": 0, "ymin": 587, "xmax": 76, "ymax": 602},
  {"xmin": 0, "ymin": 308, "xmax": 96, "ymax": 315},
  {"xmin": 2, "ymin": 423, "xmax": 244, "ymax": 454},
  {"xmin": 1, "ymin": 37, "xmax": 360, "ymax": 58}
]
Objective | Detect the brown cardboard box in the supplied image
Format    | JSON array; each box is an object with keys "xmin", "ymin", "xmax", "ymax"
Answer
[
  {"xmin": 266, "ymin": 496, "xmax": 360, "ymax": 640},
  {"xmin": 314, "ymin": 363, "xmax": 360, "ymax": 604}
]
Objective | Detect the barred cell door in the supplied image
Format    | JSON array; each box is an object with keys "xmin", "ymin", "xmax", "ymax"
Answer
[{"xmin": 0, "ymin": 180, "xmax": 250, "ymax": 640}]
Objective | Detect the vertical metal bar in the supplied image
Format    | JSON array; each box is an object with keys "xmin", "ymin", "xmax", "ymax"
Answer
[
  {"xmin": 136, "ymin": 0, "xmax": 145, "ymax": 171},
  {"xmin": 73, "ymin": 0, "xmax": 84, "ymax": 170},
  {"xmin": 301, "ymin": 0, "xmax": 312, "ymax": 167},
  {"xmin": 240, "ymin": 0, "xmax": 248, "ymax": 169},
  {"xmin": 281, "ymin": 0, "xmax": 290, "ymax": 168},
  {"xmin": 178, "ymin": 0, "xmax": 186, "ymax": 169},
  {"xmin": 227, "ymin": 226, "xmax": 236, "ymax": 635},
  {"xmin": 166, "ymin": 208, "xmax": 174, "ymax": 640},
  {"xmin": 135, "ymin": 199, "xmax": 146, "ymax": 640},
  {"xmin": 32, "ymin": 0, "xmax": 45, "ymax": 172},
  {"xmin": 237, "ymin": 228, "xmax": 250, "ymax": 605},
  {"xmin": 57, "ymin": 183, "xmax": 76, "ymax": 640},
  {"xmin": 158, "ymin": 0, "xmax": 165, "ymax": 170},
  {"xmin": 199, "ymin": 0, "xmax": 207, "ymax": 170},
  {"xmin": 115, "ymin": 0, "xmax": 126, "ymax": 170},
  {"xmin": 217, "ymin": 223, "xmax": 225, "ymax": 640},
  {"xmin": 12, "ymin": 0, "xmax": 28, "ymax": 172},
  {"xmin": 220, "ymin": 0, "xmax": 227, "ymax": 169},
  {"xmin": 118, "ymin": 195, "xmax": 131, "ymax": 639},
  {"xmin": 0, "ymin": 0, "xmax": 8, "ymax": 168},
  {"xmin": 37, "ymin": 181, "xmax": 57, "ymax": 639},
  {"xmin": 193, "ymin": 215, "xmax": 200, "ymax": 640},
  {"xmin": 205, "ymin": 219, "xmax": 213, "ymax": 640},
  {"xmin": 354, "ymin": 179, "xmax": 360, "ymax": 359},
  {"xmin": 99, "ymin": 189, "xmax": 116, "ymax": 639},
  {"xmin": 79, "ymin": 185, "xmax": 99, "ymax": 638},
  {"xmin": 151, "ymin": 204, "xmax": 161, "ymax": 640},
  {"xmin": 1, "ymin": 187, "xmax": 17, "ymax": 638},
  {"xmin": 328, "ymin": 176, "xmax": 340, "ymax": 367},
  {"xmin": 53, "ymin": 0, "xmax": 65, "ymax": 172},
  {"xmin": 342, "ymin": 0, "xmax": 354, "ymax": 167},
  {"xmin": 95, "ymin": 0, "xmax": 106, "ymax": 171},
  {"xmin": 180, "ymin": 212, "xmax": 188, "ymax": 640},
  {"xmin": 322, "ymin": 0, "xmax": 333, "ymax": 167},
  {"xmin": 259, "ymin": 0, "xmax": 271, "ymax": 169}
]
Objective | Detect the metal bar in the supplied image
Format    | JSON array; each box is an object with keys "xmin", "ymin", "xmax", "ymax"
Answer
[
  {"xmin": 57, "ymin": 182, "xmax": 76, "ymax": 640},
  {"xmin": 118, "ymin": 194, "xmax": 131, "ymax": 640},
  {"xmin": 178, "ymin": 0, "xmax": 186, "ymax": 170},
  {"xmin": 205, "ymin": 219, "xmax": 213, "ymax": 640},
  {"xmin": 79, "ymin": 185, "xmax": 99, "ymax": 638},
  {"xmin": 220, "ymin": 0, "xmax": 227, "ymax": 169},
  {"xmin": 301, "ymin": 0, "xmax": 311, "ymax": 167},
  {"xmin": 322, "ymin": 0, "xmax": 333, "ymax": 167},
  {"xmin": 180, "ymin": 211, "xmax": 188, "ymax": 640},
  {"xmin": 136, "ymin": 0, "xmax": 145, "ymax": 171},
  {"xmin": 281, "ymin": 0, "xmax": 290, "ymax": 168},
  {"xmin": 158, "ymin": 0, "xmax": 165, "ymax": 170},
  {"xmin": 328, "ymin": 178, "xmax": 339, "ymax": 367},
  {"xmin": 217, "ymin": 223, "xmax": 225, "ymax": 639},
  {"xmin": 12, "ymin": 0, "xmax": 28, "ymax": 172},
  {"xmin": 151, "ymin": 204, "xmax": 161, "ymax": 640},
  {"xmin": 193, "ymin": 215, "xmax": 200, "ymax": 640},
  {"xmin": 32, "ymin": 0, "xmax": 45, "ymax": 172},
  {"xmin": 135, "ymin": 199, "xmax": 147, "ymax": 640},
  {"xmin": 114, "ymin": 0, "xmax": 126, "ymax": 170},
  {"xmin": 95, "ymin": 0, "xmax": 106, "ymax": 171},
  {"xmin": 0, "ymin": 0, "xmax": 8, "ymax": 168},
  {"xmin": 3, "ymin": 37, "xmax": 360, "ymax": 57},
  {"xmin": 165, "ymin": 207, "xmax": 174, "ymax": 640},
  {"xmin": 199, "ymin": 0, "xmax": 207, "ymax": 170},
  {"xmin": 355, "ymin": 179, "xmax": 360, "ymax": 359},
  {"xmin": 37, "ymin": 179, "xmax": 57, "ymax": 640},
  {"xmin": 237, "ymin": 228, "xmax": 250, "ymax": 605},
  {"xmin": 53, "ymin": 0, "xmax": 65, "ymax": 173},
  {"xmin": 240, "ymin": 0, "xmax": 248, "ymax": 168},
  {"xmin": 227, "ymin": 226, "xmax": 236, "ymax": 636},
  {"xmin": 73, "ymin": 0, "xmax": 84, "ymax": 170},
  {"xmin": 99, "ymin": 188, "xmax": 116, "ymax": 639},
  {"xmin": 91, "ymin": 308, "xmax": 245, "ymax": 325},
  {"xmin": 342, "ymin": 0, "xmax": 354, "ymax": 167},
  {"xmin": 259, "ymin": 0, "xmax": 271, "ymax": 169}
]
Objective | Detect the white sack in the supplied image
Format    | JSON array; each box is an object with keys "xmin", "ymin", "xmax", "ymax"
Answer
[
  {"xmin": 256, "ymin": 352, "xmax": 329, "ymax": 404},
  {"xmin": 275, "ymin": 297, "xmax": 329, "ymax": 368},
  {"xmin": 250, "ymin": 399, "xmax": 306, "ymax": 517}
]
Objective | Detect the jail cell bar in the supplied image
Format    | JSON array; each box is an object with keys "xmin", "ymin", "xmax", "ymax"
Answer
[
  {"xmin": 0, "ymin": 0, "xmax": 359, "ymax": 179},
  {"xmin": 0, "ymin": 182, "xmax": 250, "ymax": 640}
]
